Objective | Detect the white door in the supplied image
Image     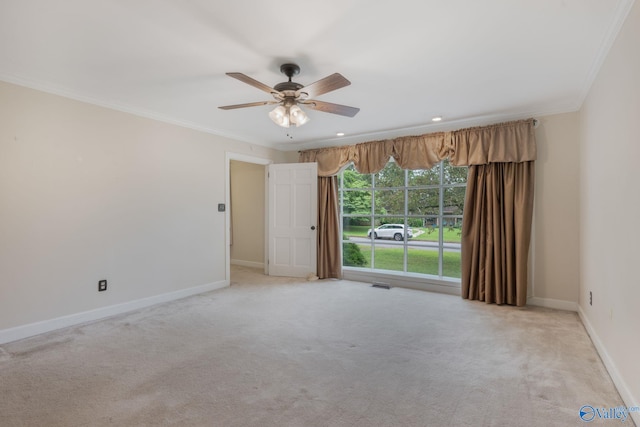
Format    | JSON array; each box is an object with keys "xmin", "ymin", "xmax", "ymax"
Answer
[{"xmin": 267, "ymin": 162, "xmax": 317, "ymax": 277}]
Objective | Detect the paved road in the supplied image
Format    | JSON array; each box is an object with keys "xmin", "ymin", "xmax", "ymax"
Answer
[{"xmin": 348, "ymin": 237, "xmax": 461, "ymax": 252}]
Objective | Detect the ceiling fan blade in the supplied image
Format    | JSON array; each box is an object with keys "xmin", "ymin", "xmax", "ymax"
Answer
[
  {"xmin": 218, "ymin": 100, "xmax": 278, "ymax": 110},
  {"xmin": 226, "ymin": 72, "xmax": 279, "ymax": 95},
  {"xmin": 301, "ymin": 100, "xmax": 360, "ymax": 117},
  {"xmin": 297, "ymin": 73, "xmax": 351, "ymax": 99}
]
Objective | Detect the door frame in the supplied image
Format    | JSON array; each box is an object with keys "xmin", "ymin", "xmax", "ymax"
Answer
[{"xmin": 225, "ymin": 152, "xmax": 272, "ymax": 283}]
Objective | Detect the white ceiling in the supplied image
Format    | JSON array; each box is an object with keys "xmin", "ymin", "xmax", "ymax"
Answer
[{"xmin": 0, "ymin": 0, "xmax": 634, "ymax": 151}]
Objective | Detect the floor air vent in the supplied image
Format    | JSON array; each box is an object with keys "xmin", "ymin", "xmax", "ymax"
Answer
[{"xmin": 372, "ymin": 282, "xmax": 392, "ymax": 290}]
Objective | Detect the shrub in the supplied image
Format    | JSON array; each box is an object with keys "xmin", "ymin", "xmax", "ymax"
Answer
[
  {"xmin": 343, "ymin": 242, "xmax": 367, "ymax": 267},
  {"xmin": 408, "ymin": 218, "xmax": 423, "ymax": 227}
]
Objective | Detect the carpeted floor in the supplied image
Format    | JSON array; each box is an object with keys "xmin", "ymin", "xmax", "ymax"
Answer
[{"xmin": 0, "ymin": 266, "xmax": 630, "ymax": 426}]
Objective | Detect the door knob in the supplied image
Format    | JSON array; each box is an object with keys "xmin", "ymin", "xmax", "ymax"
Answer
[{"xmin": 311, "ymin": 226, "xmax": 316, "ymax": 230}]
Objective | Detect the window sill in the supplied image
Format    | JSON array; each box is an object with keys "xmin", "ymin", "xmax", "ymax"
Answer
[{"xmin": 342, "ymin": 267, "xmax": 461, "ymax": 296}]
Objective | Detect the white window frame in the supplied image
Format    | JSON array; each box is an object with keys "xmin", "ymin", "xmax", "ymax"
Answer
[{"xmin": 339, "ymin": 160, "xmax": 466, "ymax": 290}]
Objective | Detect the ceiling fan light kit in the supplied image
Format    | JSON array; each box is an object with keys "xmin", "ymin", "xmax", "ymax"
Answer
[
  {"xmin": 219, "ymin": 63, "xmax": 359, "ymax": 129},
  {"xmin": 268, "ymin": 98, "xmax": 310, "ymax": 128}
]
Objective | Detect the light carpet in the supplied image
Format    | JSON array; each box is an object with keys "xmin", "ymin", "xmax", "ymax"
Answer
[{"xmin": 0, "ymin": 266, "xmax": 629, "ymax": 426}]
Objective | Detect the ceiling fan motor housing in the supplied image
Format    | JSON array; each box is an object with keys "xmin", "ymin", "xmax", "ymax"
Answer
[
  {"xmin": 274, "ymin": 63, "xmax": 304, "ymax": 93},
  {"xmin": 280, "ymin": 63, "xmax": 300, "ymax": 79},
  {"xmin": 274, "ymin": 81, "xmax": 304, "ymax": 92}
]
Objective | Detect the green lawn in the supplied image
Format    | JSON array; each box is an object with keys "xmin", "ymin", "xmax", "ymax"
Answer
[
  {"xmin": 343, "ymin": 225, "xmax": 462, "ymax": 243},
  {"xmin": 348, "ymin": 245, "xmax": 462, "ymax": 278}
]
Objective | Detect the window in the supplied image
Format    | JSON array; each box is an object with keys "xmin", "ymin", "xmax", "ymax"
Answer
[{"xmin": 339, "ymin": 159, "xmax": 467, "ymax": 280}]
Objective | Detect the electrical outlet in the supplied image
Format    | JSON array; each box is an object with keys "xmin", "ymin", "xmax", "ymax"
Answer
[
  {"xmin": 589, "ymin": 291, "xmax": 592, "ymax": 306},
  {"xmin": 98, "ymin": 280, "xmax": 107, "ymax": 292}
]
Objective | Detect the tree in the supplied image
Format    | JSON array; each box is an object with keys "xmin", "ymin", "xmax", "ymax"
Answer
[
  {"xmin": 341, "ymin": 167, "xmax": 371, "ymax": 215},
  {"xmin": 375, "ymin": 161, "xmax": 443, "ymax": 219},
  {"xmin": 442, "ymin": 160, "xmax": 467, "ymax": 184},
  {"xmin": 340, "ymin": 160, "xmax": 468, "ymax": 228},
  {"xmin": 442, "ymin": 161, "xmax": 467, "ymax": 220},
  {"xmin": 374, "ymin": 161, "xmax": 404, "ymax": 218}
]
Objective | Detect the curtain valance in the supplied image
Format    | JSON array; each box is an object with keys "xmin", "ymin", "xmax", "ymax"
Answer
[
  {"xmin": 449, "ymin": 119, "xmax": 537, "ymax": 166},
  {"xmin": 299, "ymin": 119, "xmax": 536, "ymax": 176}
]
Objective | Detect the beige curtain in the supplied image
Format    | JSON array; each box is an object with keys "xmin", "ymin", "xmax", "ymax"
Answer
[
  {"xmin": 392, "ymin": 133, "xmax": 452, "ymax": 170},
  {"xmin": 299, "ymin": 145, "xmax": 354, "ymax": 177},
  {"xmin": 299, "ymin": 132, "xmax": 453, "ymax": 177},
  {"xmin": 453, "ymin": 120, "xmax": 536, "ymax": 306},
  {"xmin": 317, "ymin": 176, "xmax": 341, "ymax": 279},
  {"xmin": 461, "ymin": 162, "xmax": 535, "ymax": 306},
  {"xmin": 300, "ymin": 119, "xmax": 536, "ymax": 302},
  {"xmin": 449, "ymin": 120, "xmax": 537, "ymax": 166}
]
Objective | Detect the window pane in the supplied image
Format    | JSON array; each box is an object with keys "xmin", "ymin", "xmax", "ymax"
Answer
[
  {"xmin": 343, "ymin": 216, "xmax": 372, "ymax": 238},
  {"xmin": 342, "ymin": 190, "xmax": 371, "ymax": 214},
  {"xmin": 442, "ymin": 160, "xmax": 467, "ymax": 185},
  {"xmin": 442, "ymin": 249, "xmax": 462, "ymax": 278},
  {"xmin": 343, "ymin": 242, "xmax": 369, "ymax": 268},
  {"xmin": 408, "ymin": 165, "xmax": 440, "ymax": 186},
  {"xmin": 343, "ymin": 164, "xmax": 371, "ymax": 188},
  {"xmin": 408, "ymin": 218, "xmax": 439, "ymax": 243},
  {"xmin": 373, "ymin": 245, "xmax": 404, "ymax": 272},
  {"xmin": 443, "ymin": 186, "xmax": 466, "ymax": 215},
  {"xmin": 408, "ymin": 189, "xmax": 440, "ymax": 215},
  {"xmin": 442, "ymin": 218, "xmax": 463, "ymax": 243},
  {"xmin": 375, "ymin": 161, "xmax": 404, "ymax": 188},
  {"xmin": 406, "ymin": 246, "xmax": 439, "ymax": 276},
  {"xmin": 374, "ymin": 190, "xmax": 404, "ymax": 216}
]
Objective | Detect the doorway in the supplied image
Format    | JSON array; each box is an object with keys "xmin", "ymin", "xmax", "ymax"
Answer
[{"xmin": 225, "ymin": 153, "xmax": 271, "ymax": 283}]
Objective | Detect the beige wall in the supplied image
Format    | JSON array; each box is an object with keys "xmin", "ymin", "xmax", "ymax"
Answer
[
  {"xmin": 531, "ymin": 113, "xmax": 581, "ymax": 306},
  {"xmin": 578, "ymin": 0, "xmax": 640, "ymax": 415},
  {"xmin": 0, "ymin": 81, "xmax": 288, "ymax": 333},
  {"xmin": 230, "ymin": 160, "xmax": 265, "ymax": 267}
]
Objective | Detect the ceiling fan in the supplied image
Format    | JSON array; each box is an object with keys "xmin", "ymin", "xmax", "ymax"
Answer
[{"xmin": 219, "ymin": 63, "xmax": 359, "ymax": 128}]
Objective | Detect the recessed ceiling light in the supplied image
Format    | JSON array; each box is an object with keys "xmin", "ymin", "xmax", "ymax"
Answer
[
  {"xmin": 336, "ymin": 132, "xmax": 345, "ymax": 136},
  {"xmin": 432, "ymin": 116, "xmax": 443, "ymax": 122}
]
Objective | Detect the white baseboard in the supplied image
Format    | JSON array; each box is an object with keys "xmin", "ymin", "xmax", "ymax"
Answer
[
  {"xmin": 578, "ymin": 306, "xmax": 640, "ymax": 426},
  {"xmin": 231, "ymin": 259, "xmax": 264, "ymax": 269},
  {"xmin": 0, "ymin": 279, "xmax": 229, "ymax": 345},
  {"xmin": 527, "ymin": 296, "xmax": 578, "ymax": 312}
]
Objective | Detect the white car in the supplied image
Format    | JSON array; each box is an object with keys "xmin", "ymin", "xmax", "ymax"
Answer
[{"xmin": 367, "ymin": 224, "xmax": 413, "ymax": 241}]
